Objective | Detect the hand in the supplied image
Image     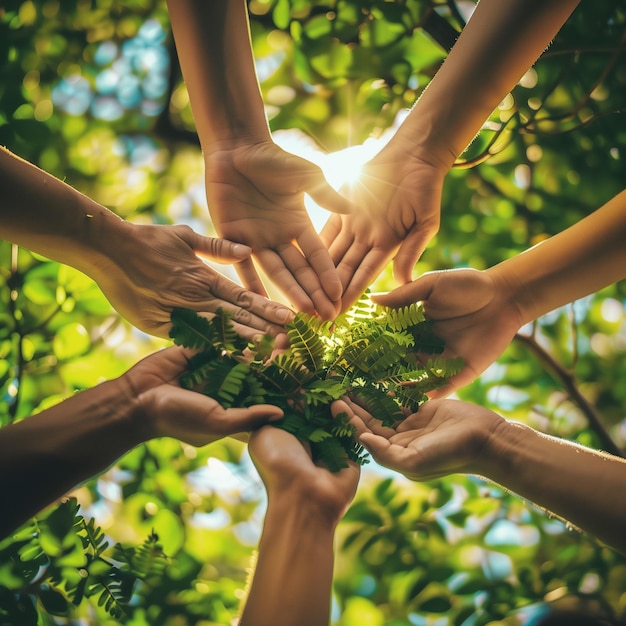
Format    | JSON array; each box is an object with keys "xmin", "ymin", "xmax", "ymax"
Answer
[
  {"xmin": 93, "ymin": 221, "xmax": 294, "ymax": 339},
  {"xmin": 249, "ymin": 426, "xmax": 360, "ymax": 523},
  {"xmin": 372, "ymin": 267, "xmax": 523, "ymax": 397},
  {"xmin": 204, "ymin": 140, "xmax": 352, "ymax": 320},
  {"xmin": 123, "ymin": 346, "xmax": 284, "ymax": 447},
  {"xmin": 320, "ymin": 143, "xmax": 444, "ymax": 311},
  {"xmin": 335, "ymin": 397, "xmax": 504, "ymax": 481}
]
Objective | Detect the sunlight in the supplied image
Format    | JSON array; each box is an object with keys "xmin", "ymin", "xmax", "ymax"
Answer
[{"xmin": 273, "ymin": 130, "xmax": 383, "ymax": 230}]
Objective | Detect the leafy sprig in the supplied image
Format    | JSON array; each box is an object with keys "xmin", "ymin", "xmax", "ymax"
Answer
[{"xmin": 169, "ymin": 295, "xmax": 462, "ymax": 470}]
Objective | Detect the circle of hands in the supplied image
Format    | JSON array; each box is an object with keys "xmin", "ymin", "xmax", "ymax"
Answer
[{"xmin": 124, "ymin": 135, "xmax": 523, "ymax": 509}]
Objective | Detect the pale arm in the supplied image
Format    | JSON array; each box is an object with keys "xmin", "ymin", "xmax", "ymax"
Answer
[
  {"xmin": 398, "ymin": 0, "xmax": 581, "ymax": 168},
  {"xmin": 0, "ymin": 146, "xmax": 294, "ymax": 338},
  {"xmin": 0, "ymin": 347, "xmax": 283, "ymax": 538},
  {"xmin": 240, "ymin": 427, "xmax": 360, "ymax": 626},
  {"xmin": 339, "ymin": 398, "xmax": 626, "ymax": 553},
  {"xmin": 166, "ymin": 0, "xmax": 350, "ymax": 319},
  {"xmin": 488, "ymin": 189, "xmax": 626, "ymax": 324},
  {"xmin": 372, "ymin": 189, "xmax": 626, "ymax": 396}
]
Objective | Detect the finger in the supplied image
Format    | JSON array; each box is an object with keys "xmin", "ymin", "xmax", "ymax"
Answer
[
  {"xmin": 341, "ymin": 248, "xmax": 390, "ymax": 311},
  {"xmin": 233, "ymin": 257, "xmax": 269, "ymax": 298},
  {"xmin": 216, "ymin": 404, "xmax": 284, "ymax": 435},
  {"xmin": 393, "ymin": 228, "xmax": 430, "ymax": 285},
  {"xmin": 370, "ymin": 273, "xmax": 437, "ymax": 309},
  {"xmin": 191, "ymin": 232, "xmax": 253, "ymax": 263},
  {"xmin": 296, "ymin": 228, "xmax": 342, "ymax": 303},
  {"xmin": 201, "ymin": 273, "xmax": 294, "ymax": 329},
  {"xmin": 277, "ymin": 243, "xmax": 338, "ymax": 319},
  {"xmin": 305, "ymin": 171, "xmax": 353, "ymax": 215},
  {"xmin": 256, "ymin": 248, "xmax": 316, "ymax": 315},
  {"xmin": 319, "ymin": 214, "xmax": 341, "ymax": 247}
]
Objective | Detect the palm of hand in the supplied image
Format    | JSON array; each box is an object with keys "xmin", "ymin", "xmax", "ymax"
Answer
[
  {"xmin": 321, "ymin": 153, "xmax": 443, "ymax": 311},
  {"xmin": 205, "ymin": 142, "xmax": 343, "ymax": 317}
]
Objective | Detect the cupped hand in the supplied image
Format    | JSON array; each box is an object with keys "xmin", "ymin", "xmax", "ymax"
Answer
[
  {"xmin": 122, "ymin": 346, "xmax": 284, "ymax": 447},
  {"xmin": 249, "ymin": 426, "xmax": 360, "ymax": 522},
  {"xmin": 320, "ymin": 144, "xmax": 444, "ymax": 312},
  {"xmin": 93, "ymin": 221, "xmax": 294, "ymax": 339},
  {"xmin": 372, "ymin": 267, "xmax": 523, "ymax": 397},
  {"xmin": 334, "ymin": 397, "xmax": 504, "ymax": 481},
  {"xmin": 204, "ymin": 141, "xmax": 353, "ymax": 320}
]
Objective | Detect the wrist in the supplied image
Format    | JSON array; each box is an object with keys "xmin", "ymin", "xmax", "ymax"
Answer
[
  {"xmin": 391, "ymin": 113, "xmax": 458, "ymax": 173},
  {"xmin": 267, "ymin": 489, "xmax": 342, "ymax": 532},
  {"xmin": 477, "ymin": 418, "xmax": 535, "ymax": 484},
  {"xmin": 485, "ymin": 261, "xmax": 530, "ymax": 328}
]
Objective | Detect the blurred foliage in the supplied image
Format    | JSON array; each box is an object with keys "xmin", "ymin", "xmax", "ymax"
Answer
[{"xmin": 1, "ymin": 0, "xmax": 626, "ymax": 624}]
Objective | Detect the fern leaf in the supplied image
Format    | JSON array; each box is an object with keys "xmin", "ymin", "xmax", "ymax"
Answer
[
  {"xmin": 351, "ymin": 384, "xmax": 404, "ymax": 427},
  {"xmin": 378, "ymin": 301, "xmax": 426, "ymax": 331},
  {"xmin": 287, "ymin": 312, "xmax": 331, "ymax": 373},
  {"xmin": 304, "ymin": 379, "xmax": 348, "ymax": 406},
  {"xmin": 170, "ymin": 308, "xmax": 218, "ymax": 350}
]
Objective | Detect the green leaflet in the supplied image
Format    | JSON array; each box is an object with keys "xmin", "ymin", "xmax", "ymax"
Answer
[{"xmin": 169, "ymin": 294, "xmax": 462, "ymax": 471}]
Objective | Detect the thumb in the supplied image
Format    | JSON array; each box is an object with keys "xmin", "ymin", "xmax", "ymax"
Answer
[
  {"xmin": 371, "ymin": 272, "xmax": 438, "ymax": 309},
  {"xmin": 218, "ymin": 404, "xmax": 284, "ymax": 434},
  {"xmin": 302, "ymin": 167, "xmax": 353, "ymax": 216},
  {"xmin": 178, "ymin": 226, "xmax": 252, "ymax": 262},
  {"xmin": 392, "ymin": 228, "xmax": 430, "ymax": 285}
]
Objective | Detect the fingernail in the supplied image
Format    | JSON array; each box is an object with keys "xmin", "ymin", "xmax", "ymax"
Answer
[
  {"xmin": 232, "ymin": 244, "xmax": 251, "ymax": 259},
  {"xmin": 277, "ymin": 308, "xmax": 295, "ymax": 323}
]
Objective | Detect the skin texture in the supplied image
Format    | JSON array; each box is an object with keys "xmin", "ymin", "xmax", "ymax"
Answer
[
  {"xmin": 373, "ymin": 189, "xmax": 626, "ymax": 397},
  {"xmin": 0, "ymin": 346, "xmax": 284, "ymax": 539},
  {"xmin": 241, "ymin": 427, "xmax": 360, "ymax": 626},
  {"xmin": 322, "ymin": 0, "xmax": 581, "ymax": 312},
  {"xmin": 336, "ymin": 397, "xmax": 626, "ymax": 554},
  {"xmin": 0, "ymin": 146, "xmax": 294, "ymax": 339},
  {"xmin": 167, "ymin": 0, "xmax": 352, "ymax": 320}
]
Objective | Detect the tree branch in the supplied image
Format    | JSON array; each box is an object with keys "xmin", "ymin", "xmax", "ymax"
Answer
[{"xmin": 513, "ymin": 332, "xmax": 623, "ymax": 457}]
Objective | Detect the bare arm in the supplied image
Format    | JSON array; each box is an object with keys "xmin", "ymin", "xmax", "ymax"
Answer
[
  {"xmin": 0, "ymin": 146, "xmax": 294, "ymax": 338},
  {"xmin": 0, "ymin": 347, "xmax": 283, "ymax": 539},
  {"xmin": 324, "ymin": 0, "xmax": 581, "ymax": 307},
  {"xmin": 488, "ymin": 189, "xmax": 626, "ymax": 324},
  {"xmin": 373, "ymin": 189, "xmax": 626, "ymax": 396},
  {"xmin": 166, "ymin": 0, "xmax": 350, "ymax": 319},
  {"xmin": 241, "ymin": 427, "xmax": 359, "ymax": 626},
  {"xmin": 398, "ymin": 0, "xmax": 581, "ymax": 168}
]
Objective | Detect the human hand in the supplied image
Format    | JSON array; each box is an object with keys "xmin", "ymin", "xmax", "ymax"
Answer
[
  {"xmin": 372, "ymin": 267, "xmax": 523, "ymax": 397},
  {"xmin": 204, "ymin": 140, "xmax": 352, "ymax": 320},
  {"xmin": 249, "ymin": 426, "xmax": 360, "ymax": 524},
  {"xmin": 320, "ymin": 143, "xmax": 444, "ymax": 312},
  {"xmin": 92, "ymin": 221, "xmax": 294, "ymax": 339},
  {"xmin": 334, "ymin": 397, "xmax": 505, "ymax": 481},
  {"xmin": 122, "ymin": 346, "xmax": 284, "ymax": 447}
]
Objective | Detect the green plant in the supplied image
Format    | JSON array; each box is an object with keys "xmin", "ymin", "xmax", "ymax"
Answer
[{"xmin": 169, "ymin": 293, "xmax": 463, "ymax": 471}]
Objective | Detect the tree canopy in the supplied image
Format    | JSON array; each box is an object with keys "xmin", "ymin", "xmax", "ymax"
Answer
[{"xmin": 1, "ymin": 1, "xmax": 625, "ymax": 624}]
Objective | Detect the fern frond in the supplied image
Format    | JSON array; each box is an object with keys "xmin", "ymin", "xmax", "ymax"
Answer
[
  {"xmin": 170, "ymin": 308, "xmax": 218, "ymax": 351},
  {"xmin": 218, "ymin": 361, "xmax": 250, "ymax": 407},
  {"xmin": 378, "ymin": 301, "xmax": 426, "ymax": 331},
  {"xmin": 287, "ymin": 313, "xmax": 331, "ymax": 373},
  {"xmin": 351, "ymin": 384, "xmax": 404, "ymax": 427},
  {"xmin": 255, "ymin": 352, "xmax": 314, "ymax": 393},
  {"xmin": 303, "ymin": 379, "xmax": 348, "ymax": 406}
]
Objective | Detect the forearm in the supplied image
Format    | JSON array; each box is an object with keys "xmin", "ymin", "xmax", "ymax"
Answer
[
  {"xmin": 398, "ymin": 0, "xmax": 579, "ymax": 168},
  {"xmin": 481, "ymin": 421, "xmax": 626, "ymax": 553},
  {"xmin": 0, "ymin": 146, "xmax": 126, "ymax": 277},
  {"xmin": 240, "ymin": 496, "xmax": 336, "ymax": 626},
  {"xmin": 488, "ymin": 190, "xmax": 626, "ymax": 324},
  {"xmin": 0, "ymin": 378, "xmax": 144, "ymax": 538},
  {"xmin": 167, "ymin": 0, "xmax": 270, "ymax": 149}
]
